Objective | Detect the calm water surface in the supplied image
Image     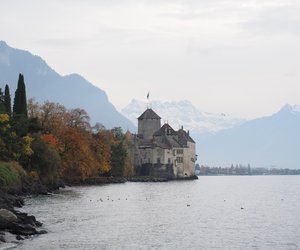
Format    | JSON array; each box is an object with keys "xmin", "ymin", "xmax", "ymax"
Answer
[{"xmin": 14, "ymin": 176, "xmax": 300, "ymax": 249}]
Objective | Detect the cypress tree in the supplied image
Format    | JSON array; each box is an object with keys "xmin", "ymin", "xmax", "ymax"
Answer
[
  {"xmin": 13, "ymin": 74, "xmax": 28, "ymax": 117},
  {"xmin": 4, "ymin": 84, "xmax": 11, "ymax": 115},
  {"xmin": 13, "ymin": 77, "xmax": 20, "ymax": 114},
  {"xmin": 0, "ymin": 87, "xmax": 4, "ymax": 113}
]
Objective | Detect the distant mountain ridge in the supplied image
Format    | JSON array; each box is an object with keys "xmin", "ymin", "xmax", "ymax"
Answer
[
  {"xmin": 122, "ymin": 99, "xmax": 245, "ymax": 133},
  {"xmin": 195, "ymin": 104, "xmax": 300, "ymax": 169},
  {"xmin": 0, "ymin": 41, "xmax": 135, "ymax": 131}
]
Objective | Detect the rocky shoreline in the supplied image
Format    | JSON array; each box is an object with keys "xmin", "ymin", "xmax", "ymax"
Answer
[
  {"xmin": 0, "ymin": 190, "xmax": 47, "ymax": 246},
  {"xmin": 0, "ymin": 176, "xmax": 64, "ymax": 246}
]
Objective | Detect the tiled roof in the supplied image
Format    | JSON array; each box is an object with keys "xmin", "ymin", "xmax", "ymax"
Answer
[
  {"xmin": 138, "ymin": 108, "xmax": 161, "ymax": 120},
  {"xmin": 153, "ymin": 123, "xmax": 176, "ymax": 136},
  {"xmin": 177, "ymin": 129, "xmax": 195, "ymax": 144},
  {"xmin": 152, "ymin": 123, "xmax": 195, "ymax": 147},
  {"xmin": 153, "ymin": 135, "xmax": 181, "ymax": 149}
]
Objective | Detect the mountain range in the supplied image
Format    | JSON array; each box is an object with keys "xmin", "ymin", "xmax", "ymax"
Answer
[
  {"xmin": 0, "ymin": 41, "xmax": 135, "ymax": 131},
  {"xmin": 1, "ymin": 40, "xmax": 299, "ymax": 169},
  {"xmin": 195, "ymin": 104, "xmax": 300, "ymax": 169},
  {"xmin": 122, "ymin": 99, "xmax": 245, "ymax": 133}
]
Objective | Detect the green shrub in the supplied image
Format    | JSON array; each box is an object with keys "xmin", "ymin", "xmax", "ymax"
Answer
[
  {"xmin": 10, "ymin": 161, "xmax": 27, "ymax": 177},
  {"xmin": 0, "ymin": 162, "xmax": 20, "ymax": 187}
]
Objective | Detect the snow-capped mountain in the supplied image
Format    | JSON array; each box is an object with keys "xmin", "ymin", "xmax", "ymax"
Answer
[{"xmin": 122, "ymin": 99, "xmax": 245, "ymax": 133}]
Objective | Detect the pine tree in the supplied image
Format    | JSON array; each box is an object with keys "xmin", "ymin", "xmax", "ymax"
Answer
[
  {"xmin": 4, "ymin": 84, "xmax": 11, "ymax": 115},
  {"xmin": 13, "ymin": 74, "xmax": 28, "ymax": 117}
]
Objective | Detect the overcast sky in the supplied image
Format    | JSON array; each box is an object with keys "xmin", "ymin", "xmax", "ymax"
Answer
[{"xmin": 1, "ymin": 0, "xmax": 300, "ymax": 119}]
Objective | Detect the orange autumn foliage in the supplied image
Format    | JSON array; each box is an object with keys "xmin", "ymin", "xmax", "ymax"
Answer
[
  {"xmin": 28, "ymin": 100, "xmax": 134, "ymax": 182},
  {"xmin": 41, "ymin": 134, "xmax": 62, "ymax": 153},
  {"xmin": 92, "ymin": 130, "xmax": 114, "ymax": 173},
  {"xmin": 59, "ymin": 128, "xmax": 98, "ymax": 181}
]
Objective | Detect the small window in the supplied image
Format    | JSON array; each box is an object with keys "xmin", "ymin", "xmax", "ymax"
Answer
[
  {"xmin": 177, "ymin": 149, "xmax": 183, "ymax": 155},
  {"xmin": 176, "ymin": 157, "xmax": 183, "ymax": 163},
  {"xmin": 168, "ymin": 158, "xmax": 171, "ymax": 164},
  {"xmin": 157, "ymin": 158, "xmax": 161, "ymax": 164}
]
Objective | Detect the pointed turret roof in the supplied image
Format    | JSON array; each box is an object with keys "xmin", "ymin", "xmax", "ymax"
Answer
[{"xmin": 138, "ymin": 108, "xmax": 161, "ymax": 120}]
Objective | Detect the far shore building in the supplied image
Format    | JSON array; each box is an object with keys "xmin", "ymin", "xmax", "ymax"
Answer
[{"xmin": 133, "ymin": 108, "xmax": 197, "ymax": 179}]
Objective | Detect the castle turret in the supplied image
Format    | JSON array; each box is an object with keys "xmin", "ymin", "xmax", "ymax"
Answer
[{"xmin": 138, "ymin": 108, "xmax": 161, "ymax": 140}]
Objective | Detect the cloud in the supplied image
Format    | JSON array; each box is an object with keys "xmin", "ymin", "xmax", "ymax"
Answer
[
  {"xmin": 34, "ymin": 38, "xmax": 86, "ymax": 47},
  {"xmin": 240, "ymin": 4, "xmax": 300, "ymax": 36}
]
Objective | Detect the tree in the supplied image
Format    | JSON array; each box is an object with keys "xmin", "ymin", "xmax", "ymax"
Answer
[
  {"xmin": 13, "ymin": 73, "xmax": 28, "ymax": 117},
  {"xmin": 41, "ymin": 133, "xmax": 62, "ymax": 153},
  {"xmin": 29, "ymin": 137, "xmax": 60, "ymax": 186},
  {"xmin": 0, "ymin": 113, "xmax": 12, "ymax": 159},
  {"xmin": 59, "ymin": 127, "xmax": 97, "ymax": 181},
  {"xmin": 93, "ymin": 130, "xmax": 113, "ymax": 173},
  {"xmin": 0, "ymin": 113, "xmax": 33, "ymax": 162},
  {"xmin": 110, "ymin": 142, "xmax": 127, "ymax": 177},
  {"xmin": 91, "ymin": 122, "xmax": 105, "ymax": 134},
  {"xmin": 37, "ymin": 101, "xmax": 68, "ymax": 134},
  {"xmin": 27, "ymin": 98, "xmax": 40, "ymax": 118},
  {"xmin": 123, "ymin": 131, "xmax": 135, "ymax": 177},
  {"xmin": 111, "ymin": 127, "xmax": 124, "ymax": 140},
  {"xmin": 67, "ymin": 108, "xmax": 91, "ymax": 131},
  {"xmin": 0, "ymin": 87, "xmax": 4, "ymax": 113},
  {"xmin": 4, "ymin": 84, "xmax": 11, "ymax": 115},
  {"xmin": 11, "ymin": 114, "xmax": 29, "ymax": 137}
]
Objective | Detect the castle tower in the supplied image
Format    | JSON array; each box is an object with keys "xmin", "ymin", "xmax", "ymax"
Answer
[{"xmin": 138, "ymin": 108, "xmax": 161, "ymax": 140}]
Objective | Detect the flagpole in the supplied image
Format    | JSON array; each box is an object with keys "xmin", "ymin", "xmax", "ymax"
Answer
[{"xmin": 147, "ymin": 91, "xmax": 150, "ymax": 109}]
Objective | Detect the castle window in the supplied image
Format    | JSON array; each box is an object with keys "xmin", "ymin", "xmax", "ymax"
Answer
[
  {"xmin": 168, "ymin": 158, "xmax": 171, "ymax": 164},
  {"xmin": 177, "ymin": 149, "xmax": 183, "ymax": 154},
  {"xmin": 157, "ymin": 157, "xmax": 161, "ymax": 164},
  {"xmin": 176, "ymin": 157, "xmax": 183, "ymax": 163}
]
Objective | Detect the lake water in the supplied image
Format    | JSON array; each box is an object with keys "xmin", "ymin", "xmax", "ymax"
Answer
[{"xmin": 12, "ymin": 176, "xmax": 300, "ymax": 249}]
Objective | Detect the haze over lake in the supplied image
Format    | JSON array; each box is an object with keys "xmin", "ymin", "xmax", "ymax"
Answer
[{"xmin": 14, "ymin": 176, "xmax": 300, "ymax": 250}]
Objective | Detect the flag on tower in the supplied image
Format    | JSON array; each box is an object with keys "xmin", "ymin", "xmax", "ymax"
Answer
[{"xmin": 147, "ymin": 92, "xmax": 149, "ymax": 100}]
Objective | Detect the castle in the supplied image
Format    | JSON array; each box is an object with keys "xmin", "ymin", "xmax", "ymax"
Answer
[{"xmin": 133, "ymin": 108, "xmax": 197, "ymax": 179}]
